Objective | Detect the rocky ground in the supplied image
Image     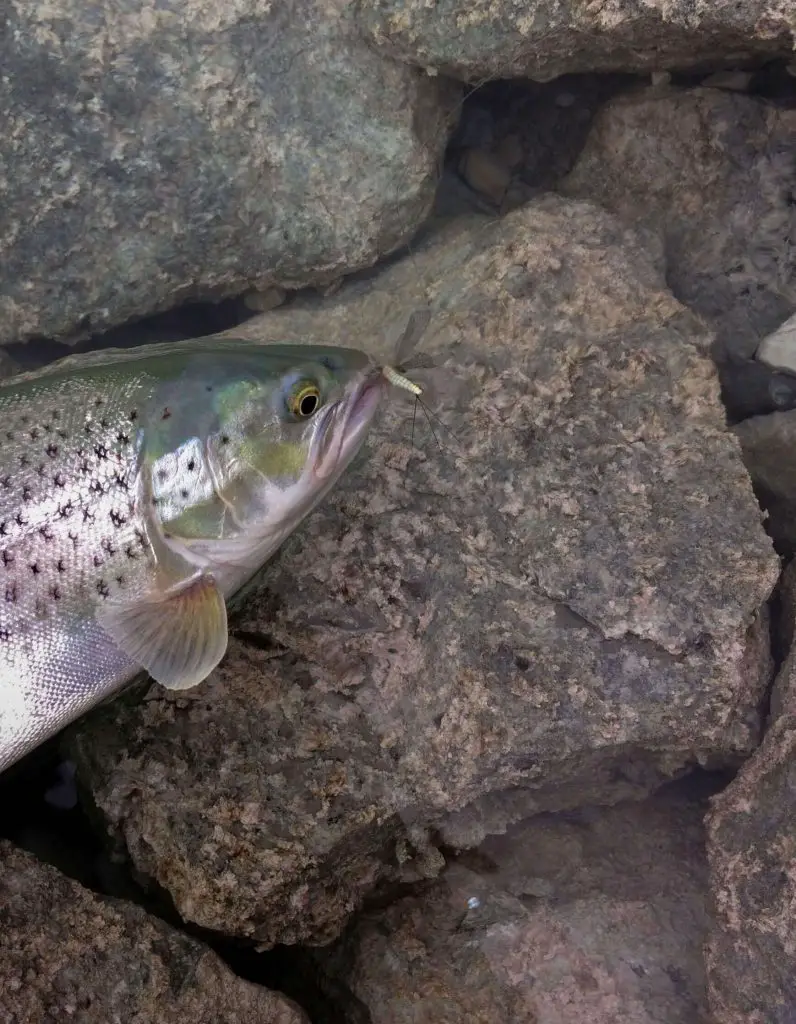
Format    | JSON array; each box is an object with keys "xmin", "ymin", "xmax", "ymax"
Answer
[{"xmin": 2, "ymin": 2, "xmax": 796, "ymax": 1022}]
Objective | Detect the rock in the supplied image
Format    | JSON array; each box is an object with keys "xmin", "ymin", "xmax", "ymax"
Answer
[
  {"xmin": 756, "ymin": 311, "xmax": 796, "ymax": 374},
  {"xmin": 562, "ymin": 87, "xmax": 796, "ymax": 359},
  {"xmin": 0, "ymin": 0, "xmax": 457, "ymax": 345},
  {"xmin": 0, "ymin": 840, "xmax": 306, "ymax": 1024},
  {"xmin": 734, "ymin": 410, "xmax": 796, "ymax": 552},
  {"xmin": 356, "ymin": 0, "xmax": 794, "ymax": 82},
  {"xmin": 706, "ymin": 712, "xmax": 796, "ymax": 1023},
  {"xmin": 319, "ymin": 787, "xmax": 710, "ymax": 1023},
  {"xmin": 70, "ymin": 195, "xmax": 777, "ymax": 947}
]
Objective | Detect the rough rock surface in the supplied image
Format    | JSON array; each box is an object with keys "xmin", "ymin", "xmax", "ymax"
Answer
[
  {"xmin": 0, "ymin": 840, "xmax": 306, "ymax": 1024},
  {"xmin": 1, "ymin": 0, "xmax": 456, "ymax": 345},
  {"xmin": 70, "ymin": 195, "xmax": 777, "ymax": 947},
  {"xmin": 734, "ymin": 409, "xmax": 796, "ymax": 552},
  {"xmin": 357, "ymin": 0, "xmax": 795, "ymax": 82},
  {"xmin": 562, "ymin": 86, "xmax": 796, "ymax": 359},
  {"xmin": 706, "ymin": 714, "xmax": 796, "ymax": 1022},
  {"xmin": 319, "ymin": 788, "xmax": 710, "ymax": 1023}
]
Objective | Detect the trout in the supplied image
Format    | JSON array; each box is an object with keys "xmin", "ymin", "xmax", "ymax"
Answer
[{"xmin": 0, "ymin": 338, "xmax": 386, "ymax": 773}]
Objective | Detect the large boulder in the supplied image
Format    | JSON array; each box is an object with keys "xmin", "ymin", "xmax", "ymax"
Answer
[
  {"xmin": 0, "ymin": 840, "xmax": 306, "ymax": 1023},
  {"xmin": 356, "ymin": 0, "xmax": 794, "ymax": 82},
  {"xmin": 0, "ymin": 0, "xmax": 456, "ymax": 344},
  {"xmin": 70, "ymin": 195, "xmax": 777, "ymax": 947}
]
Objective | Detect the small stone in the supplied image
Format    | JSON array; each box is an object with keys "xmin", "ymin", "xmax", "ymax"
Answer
[
  {"xmin": 755, "ymin": 312, "xmax": 796, "ymax": 375},
  {"xmin": 458, "ymin": 148, "xmax": 512, "ymax": 206}
]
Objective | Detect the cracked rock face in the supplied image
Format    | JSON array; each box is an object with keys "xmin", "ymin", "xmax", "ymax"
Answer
[
  {"xmin": 318, "ymin": 788, "xmax": 711, "ymax": 1023},
  {"xmin": 355, "ymin": 0, "xmax": 795, "ymax": 82},
  {"xmin": 563, "ymin": 86, "xmax": 796, "ymax": 359},
  {"xmin": 0, "ymin": 841, "xmax": 307, "ymax": 1024},
  {"xmin": 1, "ymin": 0, "xmax": 457, "ymax": 344},
  {"xmin": 70, "ymin": 195, "xmax": 777, "ymax": 947}
]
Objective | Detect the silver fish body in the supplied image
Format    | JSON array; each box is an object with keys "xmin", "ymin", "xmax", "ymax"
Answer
[{"xmin": 0, "ymin": 338, "xmax": 385, "ymax": 773}]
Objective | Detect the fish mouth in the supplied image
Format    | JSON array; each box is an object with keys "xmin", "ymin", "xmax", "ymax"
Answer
[{"xmin": 312, "ymin": 367, "xmax": 386, "ymax": 481}]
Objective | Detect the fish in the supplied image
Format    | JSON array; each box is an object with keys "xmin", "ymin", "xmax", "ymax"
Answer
[{"xmin": 0, "ymin": 337, "xmax": 387, "ymax": 773}]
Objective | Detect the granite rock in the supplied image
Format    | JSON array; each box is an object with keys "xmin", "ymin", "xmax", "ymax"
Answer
[
  {"xmin": 320, "ymin": 788, "xmax": 711, "ymax": 1023},
  {"xmin": 356, "ymin": 0, "xmax": 795, "ymax": 83},
  {"xmin": 0, "ymin": 840, "xmax": 306, "ymax": 1024},
  {"xmin": 1, "ymin": 0, "xmax": 457, "ymax": 344},
  {"xmin": 70, "ymin": 196, "xmax": 777, "ymax": 947},
  {"xmin": 734, "ymin": 409, "xmax": 796, "ymax": 553},
  {"xmin": 563, "ymin": 86, "xmax": 796, "ymax": 359}
]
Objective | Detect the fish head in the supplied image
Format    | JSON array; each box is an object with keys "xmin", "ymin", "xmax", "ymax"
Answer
[{"xmin": 146, "ymin": 343, "xmax": 386, "ymax": 580}]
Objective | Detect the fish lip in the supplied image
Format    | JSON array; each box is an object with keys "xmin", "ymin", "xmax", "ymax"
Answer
[{"xmin": 312, "ymin": 367, "xmax": 386, "ymax": 480}]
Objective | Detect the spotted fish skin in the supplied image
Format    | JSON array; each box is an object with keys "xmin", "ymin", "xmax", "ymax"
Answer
[{"xmin": 0, "ymin": 339, "xmax": 385, "ymax": 772}]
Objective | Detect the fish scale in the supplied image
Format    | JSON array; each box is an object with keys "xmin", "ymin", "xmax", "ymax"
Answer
[{"xmin": 0, "ymin": 340, "xmax": 385, "ymax": 772}]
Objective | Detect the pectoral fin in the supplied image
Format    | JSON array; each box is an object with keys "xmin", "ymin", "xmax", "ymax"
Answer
[{"xmin": 97, "ymin": 573, "xmax": 228, "ymax": 690}]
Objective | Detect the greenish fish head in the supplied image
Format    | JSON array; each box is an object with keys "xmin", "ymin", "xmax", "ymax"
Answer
[{"xmin": 146, "ymin": 344, "xmax": 386, "ymax": 576}]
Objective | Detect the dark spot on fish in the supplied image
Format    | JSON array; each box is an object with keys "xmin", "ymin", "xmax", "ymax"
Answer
[
  {"xmin": 50, "ymin": 586, "xmax": 61, "ymax": 601},
  {"xmin": 94, "ymin": 444, "xmax": 109, "ymax": 460},
  {"xmin": 82, "ymin": 508, "xmax": 95, "ymax": 523},
  {"xmin": 125, "ymin": 544, "xmax": 137, "ymax": 560},
  {"xmin": 96, "ymin": 580, "xmax": 110, "ymax": 598},
  {"xmin": 129, "ymin": 410, "xmax": 138, "ymax": 422},
  {"xmin": 116, "ymin": 431, "xmax": 130, "ymax": 444},
  {"xmin": 56, "ymin": 559, "xmax": 66, "ymax": 573},
  {"xmin": 0, "ymin": 476, "xmax": 9, "ymax": 488},
  {"xmin": 19, "ymin": 455, "xmax": 29, "ymax": 468},
  {"xmin": 206, "ymin": 385, "xmax": 213, "ymax": 392},
  {"xmin": 89, "ymin": 481, "xmax": 104, "ymax": 495},
  {"xmin": 36, "ymin": 464, "xmax": 46, "ymax": 478},
  {"xmin": 30, "ymin": 563, "xmax": 40, "ymax": 575},
  {"xmin": 46, "ymin": 443, "xmax": 59, "ymax": 458},
  {"xmin": 187, "ymin": 459, "xmax": 196, "ymax": 472},
  {"xmin": 0, "ymin": 629, "xmax": 10, "ymax": 642},
  {"xmin": 151, "ymin": 497, "xmax": 160, "ymax": 507},
  {"xmin": 5, "ymin": 583, "xmax": 17, "ymax": 603},
  {"xmin": 135, "ymin": 528, "xmax": 150, "ymax": 550},
  {"xmin": 156, "ymin": 470, "xmax": 167, "ymax": 483},
  {"xmin": 68, "ymin": 531, "xmax": 79, "ymax": 548},
  {"xmin": 5, "ymin": 432, "xmax": 13, "ymax": 441},
  {"xmin": 161, "ymin": 408, "xmax": 172, "ymax": 420},
  {"xmin": 221, "ymin": 435, "xmax": 230, "ymax": 445},
  {"xmin": 53, "ymin": 472, "xmax": 66, "ymax": 488},
  {"xmin": 14, "ymin": 513, "xmax": 26, "ymax": 528},
  {"xmin": 57, "ymin": 502, "xmax": 73, "ymax": 519},
  {"xmin": 29, "ymin": 428, "xmax": 40, "ymax": 441},
  {"xmin": 51, "ymin": 410, "xmax": 60, "ymax": 421},
  {"xmin": 57, "ymin": 429, "xmax": 69, "ymax": 440},
  {"xmin": 114, "ymin": 472, "xmax": 129, "ymax": 491},
  {"xmin": 101, "ymin": 538, "xmax": 117, "ymax": 556},
  {"xmin": 19, "ymin": 415, "xmax": 29, "ymax": 425},
  {"xmin": 93, "ymin": 554, "xmax": 103, "ymax": 568},
  {"xmin": 94, "ymin": 398, "xmax": 104, "ymax": 408},
  {"xmin": 180, "ymin": 489, "xmax": 189, "ymax": 499},
  {"xmin": 38, "ymin": 526, "xmax": 53, "ymax": 542},
  {"xmin": 109, "ymin": 510, "xmax": 127, "ymax": 528},
  {"xmin": 84, "ymin": 421, "xmax": 93, "ymax": 434},
  {"xmin": 0, "ymin": 523, "xmax": 7, "ymax": 537},
  {"xmin": 100, "ymin": 418, "xmax": 109, "ymax": 429},
  {"xmin": 80, "ymin": 459, "xmax": 91, "ymax": 475},
  {"xmin": 115, "ymin": 575, "xmax": 125, "ymax": 586},
  {"xmin": 21, "ymin": 485, "xmax": 32, "ymax": 502},
  {"xmin": 1, "ymin": 551, "xmax": 12, "ymax": 567}
]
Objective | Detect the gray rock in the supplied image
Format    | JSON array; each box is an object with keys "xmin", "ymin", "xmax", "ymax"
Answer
[
  {"xmin": 356, "ymin": 0, "xmax": 794, "ymax": 82},
  {"xmin": 734, "ymin": 410, "xmax": 796, "ymax": 552},
  {"xmin": 0, "ymin": 840, "xmax": 306, "ymax": 1024},
  {"xmin": 706, "ymin": 712, "xmax": 796, "ymax": 1023},
  {"xmin": 70, "ymin": 196, "xmax": 777, "ymax": 947},
  {"xmin": 562, "ymin": 87, "xmax": 796, "ymax": 359},
  {"xmin": 319, "ymin": 789, "xmax": 710, "ymax": 1023},
  {"xmin": 756, "ymin": 311, "xmax": 796, "ymax": 374},
  {"xmin": 0, "ymin": 0, "xmax": 457, "ymax": 345}
]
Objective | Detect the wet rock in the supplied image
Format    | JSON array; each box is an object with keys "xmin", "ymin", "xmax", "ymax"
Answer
[
  {"xmin": 70, "ymin": 195, "xmax": 777, "ymax": 947},
  {"xmin": 357, "ymin": 0, "xmax": 794, "ymax": 83},
  {"xmin": 0, "ymin": 840, "xmax": 306, "ymax": 1024},
  {"xmin": 319, "ymin": 789, "xmax": 710, "ymax": 1023},
  {"xmin": 563, "ymin": 87, "xmax": 796, "ymax": 359},
  {"xmin": 734, "ymin": 410, "xmax": 796, "ymax": 552},
  {"xmin": 1, "ymin": 0, "xmax": 456, "ymax": 345},
  {"xmin": 706, "ymin": 712, "xmax": 796, "ymax": 1022}
]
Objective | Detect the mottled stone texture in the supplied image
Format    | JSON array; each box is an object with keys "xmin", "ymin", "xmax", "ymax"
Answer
[
  {"xmin": 706, "ymin": 716, "xmax": 796, "ymax": 1023},
  {"xmin": 735, "ymin": 410, "xmax": 796, "ymax": 553},
  {"xmin": 70, "ymin": 196, "xmax": 777, "ymax": 947},
  {"xmin": 356, "ymin": 0, "xmax": 795, "ymax": 82},
  {"xmin": 563, "ymin": 86, "xmax": 796, "ymax": 359},
  {"xmin": 0, "ymin": 841, "xmax": 306, "ymax": 1024},
  {"xmin": 319, "ymin": 790, "xmax": 710, "ymax": 1023},
  {"xmin": 1, "ymin": 0, "xmax": 457, "ymax": 344}
]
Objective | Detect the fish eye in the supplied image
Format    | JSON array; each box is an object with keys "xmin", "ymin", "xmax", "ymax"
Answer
[{"xmin": 287, "ymin": 380, "xmax": 322, "ymax": 418}]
